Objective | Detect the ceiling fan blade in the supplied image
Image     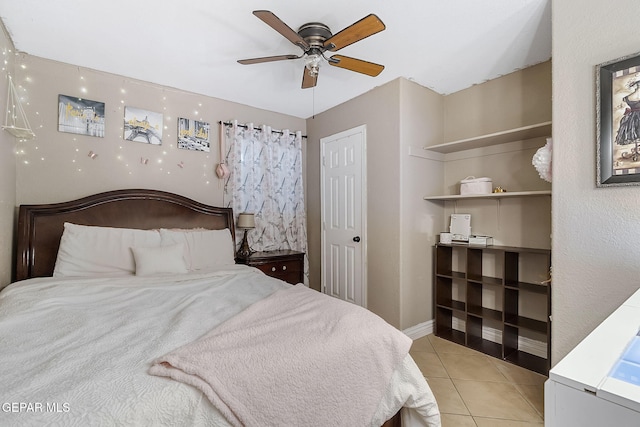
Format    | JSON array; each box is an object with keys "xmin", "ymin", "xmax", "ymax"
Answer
[
  {"xmin": 324, "ymin": 14, "xmax": 385, "ymax": 52},
  {"xmin": 253, "ymin": 10, "xmax": 310, "ymax": 51},
  {"xmin": 328, "ymin": 55, "xmax": 384, "ymax": 77},
  {"xmin": 238, "ymin": 54, "xmax": 300, "ymax": 65},
  {"xmin": 301, "ymin": 68, "xmax": 318, "ymax": 89}
]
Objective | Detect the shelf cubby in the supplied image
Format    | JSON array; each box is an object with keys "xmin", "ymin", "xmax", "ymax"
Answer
[{"xmin": 467, "ymin": 333, "xmax": 503, "ymax": 359}]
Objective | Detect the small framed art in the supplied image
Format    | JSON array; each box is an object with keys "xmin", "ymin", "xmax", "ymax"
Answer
[
  {"xmin": 123, "ymin": 106, "xmax": 163, "ymax": 145},
  {"xmin": 178, "ymin": 117, "xmax": 210, "ymax": 152},
  {"xmin": 58, "ymin": 95, "xmax": 105, "ymax": 137}
]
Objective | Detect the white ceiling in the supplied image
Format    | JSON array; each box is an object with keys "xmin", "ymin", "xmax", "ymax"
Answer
[{"xmin": 0, "ymin": 0, "xmax": 551, "ymax": 119}]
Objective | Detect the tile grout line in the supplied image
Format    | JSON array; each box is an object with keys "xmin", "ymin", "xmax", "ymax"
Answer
[
  {"xmin": 431, "ymin": 344, "xmax": 476, "ymax": 421},
  {"xmin": 487, "ymin": 357, "xmax": 547, "ymax": 419},
  {"xmin": 426, "ymin": 335, "xmax": 545, "ymax": 424},
  {"xmin": 512, "ymin": 382, "xmax": 545, "ymax": 419}
]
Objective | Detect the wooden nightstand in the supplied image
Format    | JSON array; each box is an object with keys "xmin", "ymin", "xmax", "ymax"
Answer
[{"xmin": 236, "ymin": 250, "xmax": 304, "ymax": 285}]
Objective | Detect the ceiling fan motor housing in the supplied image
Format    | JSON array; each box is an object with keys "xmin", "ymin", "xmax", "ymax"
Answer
[{"xmin": 297, "ymin": 23, "xmax": 332, "ymax": 48}]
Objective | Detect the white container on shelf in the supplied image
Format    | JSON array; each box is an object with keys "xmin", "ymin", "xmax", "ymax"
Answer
[
  {"xmin": 468, "ymin": 235, "xmax": 493, "ymax": 246},
  {"xmin": 439, "ymin": 232, "xmax": 453, "ymax": 244},
  {"xmin": 460, "ymin": 176, "xmax": 492, "ymax": 195}
]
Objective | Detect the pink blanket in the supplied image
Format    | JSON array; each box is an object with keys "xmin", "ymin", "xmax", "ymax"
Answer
[{"xmin": 149, "ymin": 284, "xmax": 412, "ymax": 427}]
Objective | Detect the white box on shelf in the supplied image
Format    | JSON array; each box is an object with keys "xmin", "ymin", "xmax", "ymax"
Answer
[
  {"xmin": 460, "ymin": 176, "xmax": 492, "ymax": 195},
  {"xmin": 468, "ymin": 235, "xmax": 493, "ymax": 246},
  {"xmin": 439, "ymin": 232, "xmax": 453, "ymax": 244}
]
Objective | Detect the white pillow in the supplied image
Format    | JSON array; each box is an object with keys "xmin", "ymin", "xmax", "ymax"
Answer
[
  {"xmin": 132, "ymin": 244, "xmax": 188, "ymax": 276},
  {"xmin": 159, "ymin": 228, "xmax": 235, "ymax": 271},
  {"xmin": 53, "ymin": 223, "xmax": 161, "ymax": 277}
]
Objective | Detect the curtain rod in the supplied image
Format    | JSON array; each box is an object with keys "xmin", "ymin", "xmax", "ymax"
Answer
[{"xmin": 219, "ymin": 121, "xmax": 307, "ymax": 139}]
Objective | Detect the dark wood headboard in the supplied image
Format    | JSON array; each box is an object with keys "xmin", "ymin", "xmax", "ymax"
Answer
[{"xmin": 15, "ymin": 189, "xmax": 235, "ymax": 282}]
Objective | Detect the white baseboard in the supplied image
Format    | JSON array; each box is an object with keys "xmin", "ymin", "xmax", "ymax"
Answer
[
  {"xmin": 478, "ymin": 325, "xmax": 547, "ymax": 358},
  {"xmin": 406, "ymin": 319, "xmax": 547, "ymax": 359},
  {"xmin": 518, "ymin": 336, "xmax": 548, "ymax": 359},
  {"xmin": 403, "ymin": 320, "xmax": 434, "ymax": 340}
]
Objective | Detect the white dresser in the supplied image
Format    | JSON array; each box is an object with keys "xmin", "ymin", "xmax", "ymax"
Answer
[{"xmin": 545, "ymin": 289, "xmax": 640, "ymax": 426}]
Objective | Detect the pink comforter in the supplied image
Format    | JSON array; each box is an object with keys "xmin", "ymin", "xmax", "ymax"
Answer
[{"xmin": 149, "ymin": 284, "xmax": 412, "ymax": 427}]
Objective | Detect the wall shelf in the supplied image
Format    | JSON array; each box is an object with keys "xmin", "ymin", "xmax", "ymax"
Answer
[
  {"xmin": 424, "ymin": 190, "xmax": 551, "ymax": 201},
  {"xmin": 423, "ymin": 121, "xmax": 552, "ymax": 154}
]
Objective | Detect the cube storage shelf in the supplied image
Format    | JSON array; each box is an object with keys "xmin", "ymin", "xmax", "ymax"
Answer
[{"xmin": 434, "ymin": 243, "xmax": 551, "ymax": 375}]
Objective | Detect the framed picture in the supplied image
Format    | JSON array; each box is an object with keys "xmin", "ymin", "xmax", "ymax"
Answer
[
  {"xmin": 597, "ymin": 52, "xmax": 640, "ymax": 186},
  {"xmin": 178, "ymin": 117, "xmax": 210, "ymax": 152},
  {"xmin": 58, "ymin": 95, "xmax": 105, "ymax": 137},
  {"xmin": 123, "ymin": 106, "xmax": 163, "ymax": 145}
]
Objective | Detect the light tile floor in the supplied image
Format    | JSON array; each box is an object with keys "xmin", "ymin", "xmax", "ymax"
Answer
[{"xmin": 412, "ymin": 334, "xmax": 546, "ymax": 427}]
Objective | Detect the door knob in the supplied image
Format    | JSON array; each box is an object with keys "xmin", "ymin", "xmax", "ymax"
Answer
[{"xmin": 353, "ymin": 236, "xmax": 361, "ymax": 242}]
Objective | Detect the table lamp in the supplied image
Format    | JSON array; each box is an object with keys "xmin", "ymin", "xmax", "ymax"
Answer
[{"xmin": 236, "ymin": 213, "xmax": 255, "ymax": 258}]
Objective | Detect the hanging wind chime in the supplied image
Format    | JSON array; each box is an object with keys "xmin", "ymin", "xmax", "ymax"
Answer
[{"xmin": 2, "ymin": 75, "xmax": 35, "ymax": 139}]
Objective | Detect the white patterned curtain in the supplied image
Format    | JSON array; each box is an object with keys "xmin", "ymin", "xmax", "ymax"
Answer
[{"xmin": 223, "ymin": 121, "xmax": 308, "ymax": 284}]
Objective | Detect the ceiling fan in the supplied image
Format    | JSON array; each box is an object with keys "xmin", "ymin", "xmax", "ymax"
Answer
[{"xmin": 238, "ymin": 10, "xmax": 386, "ymax": 89}]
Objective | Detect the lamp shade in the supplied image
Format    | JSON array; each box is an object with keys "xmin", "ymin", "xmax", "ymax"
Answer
[{"xmin": 237, "ymin": 213, "xmax": 255, "ymax": 229}]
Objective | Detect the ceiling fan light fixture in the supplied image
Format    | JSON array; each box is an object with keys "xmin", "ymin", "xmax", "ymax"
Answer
[{"xmin": 304, "ymin": 54, "xmax": 322, "ymax": 77}]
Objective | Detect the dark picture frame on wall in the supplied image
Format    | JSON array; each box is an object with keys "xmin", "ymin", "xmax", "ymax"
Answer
[{"xmin": 597, "ymin": 51, "xmax": 640, "ymax": 187}]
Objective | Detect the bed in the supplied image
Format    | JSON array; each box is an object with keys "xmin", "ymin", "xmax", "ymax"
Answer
[{"xmin": 1, "ymin": 189, "xmax": 440, "ymax": 426}]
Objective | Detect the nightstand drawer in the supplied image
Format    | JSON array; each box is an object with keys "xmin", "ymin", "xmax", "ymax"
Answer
[
  {"xmin": 254, "ymin": 259, "xmax": 301, "ymax": 275},
  {"xmin": 236, "ymin": 250, "xmax": 304, "ymax": 285}
]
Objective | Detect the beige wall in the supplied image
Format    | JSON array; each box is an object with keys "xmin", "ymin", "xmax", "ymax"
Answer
[
  {"xmin": 399, "ymin": 79, "xmax": 444, "ymax": 328},
  {"xmin": 440, "ymin": 61, "xmax": 552, "ymax": 249},
  {"xmin": 440, "ymin": 144, "xmax": 551, "ymax": 249},
  {"xmin": 15, "ymin": 56, "xmax": 306, "ymax": 207},
  {"xmin": 306, "ymin": 79, "xmax": 403, "ymax": 325},
  {"xmin": 0, "ymin": 24, "xmax": 16, "ymax": 286},
  {"xmin": 552, "ymin": 1, "xmax": 640, "ymax": 362},
  {"xmin": 443, "ymin": 61, "xmax": 552, "ymax": 142}
]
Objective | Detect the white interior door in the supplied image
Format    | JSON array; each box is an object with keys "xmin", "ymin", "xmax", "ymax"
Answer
[{"xmin": 320, "ymin": 125, "xmax": 366, "ymax": 307}]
